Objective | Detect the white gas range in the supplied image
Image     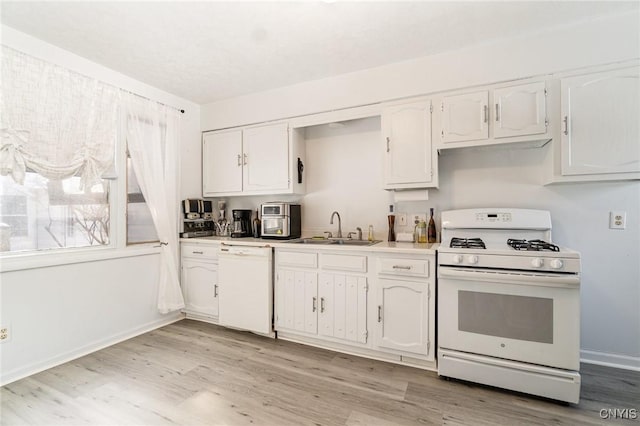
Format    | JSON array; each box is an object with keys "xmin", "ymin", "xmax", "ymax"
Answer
[{"xmin": 437, "ymin": 208, "xmax": 582, "ymax": 404}]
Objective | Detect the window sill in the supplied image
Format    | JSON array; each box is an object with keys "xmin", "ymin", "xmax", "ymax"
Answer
[{"xmin": 0, "ymin": 244, "xmax": 161, "ymax": 273}]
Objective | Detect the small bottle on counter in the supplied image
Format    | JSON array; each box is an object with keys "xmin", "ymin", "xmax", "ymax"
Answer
[
  {"xmin": 368, "ymin": 225, "xmax": 374, "ymax": 241},
  {"xmin": 428, "ymin": 208, "xmax": 437, "ymax": 243},
  {"xmin": 253, "ymin": 209, "xmax": 261, "ymax": 238},
  {"xmin": 387, "ymin": 204, "xmax": 395, "ymax": 242}
]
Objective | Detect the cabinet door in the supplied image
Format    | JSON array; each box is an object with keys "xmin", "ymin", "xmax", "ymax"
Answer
[
  {"xmin": 202, "ymin": 130, "xmax": 243, "ymax": 195},
  {"xmin": 319, "ymin": 273, "xmax": 367, "ymax": 343},
  {"xmin": 561, "ymin": 67, "xmax": 640, "ymax": 175},
  {"xmin": 243, "ymin": 123, "xmax": 290, "ymax": 191},
  {"xmin": 376, "ymin": 278, "xmax": 429, "ymax": 355},
  {"xmin": 494, "ymin": 82, "xmax": 547, "ymax": 139},
  {"xmin": 382, "ymin": 101, "xmax": 433, "ymax": 186},
  {"xmin": 182, "ymin": 259, "xmax": 219, "ymax": 317},
  {"xmin": 318, "ymin": 273, "xmax": 334, "ymax": 338},
  {"xmin": 275, "ymin": 269, "xmax": 317, "ymax": 333},
  {"xmin": 441, "ymin": 91, "xmax": 489, "ymax": 143}
]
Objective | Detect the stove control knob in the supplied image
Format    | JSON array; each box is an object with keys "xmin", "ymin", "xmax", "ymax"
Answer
[
  {"xmin": 531, "ymin": 258, "xmax": 544, "ymax": 268},
  {"xmin": 550, "ymin": 259, "xmax": 563, "ymax": 269},
  {"xmin": 452, "ymin": 255, "xmax": 463, "ymax": 264},
  {"xmin": 467, "ymin": 255, "xmax": 479, "ymax": 265}
]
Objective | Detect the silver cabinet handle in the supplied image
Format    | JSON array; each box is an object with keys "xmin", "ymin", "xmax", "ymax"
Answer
[
  {"xmin": 495, "ymin": 103, "xmax": 500, "ymax": 122},
  {"xmin": 312, "ymin": 296, "xmax": 317, "ymax": 312},
  {"xmin": 237, "ymin": 154, "xmax": 242, "ymax": 166},
  {"xmin": 483, "ymin": 105, "xmax": 488, "ymax": 123},
  {"xmin": 392, "ymin": 265, "xmax": 412, "ymax": 270},
  {"xmin": 378, "ymin": 305, "xmax": 383, "ymax": 323},
  {"xmin": 192, "ymin": 250, "xmax": 203, "ymax": 254},
  {"xmin": 563, "ymin": 116, "xmax": 569, "ymax": 135},
  {"xmin": 243, "ymin": 153, "xmax": 248, "ymax": 165},
  {"xmin": 214, "ymin": 284, "xmax": 218, "ymax": 297},
  {"xmin": 386, "ymin": 137, "xmax": 390, "ymax": 153},
  {"xmin": 320, "ymin": 297, "xmax": 325, "ymax": 313}
]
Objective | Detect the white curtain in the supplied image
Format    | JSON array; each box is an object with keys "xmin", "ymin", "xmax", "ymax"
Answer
[
  {"xmin": 123, "ymin": 93, "xmax": 184, "ymax": 313},
  {"xmin": 0, "ymin": 46, "xmax": 119, "ymax": 188}
]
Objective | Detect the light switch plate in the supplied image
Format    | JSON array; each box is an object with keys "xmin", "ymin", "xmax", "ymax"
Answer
[
  {"xmin": 397, "ymin": 213, "xmax": 407, "ymax": 226},
  {"xmin": 609, "ymin": 211, "xmax": 626, "ymax": 229}
]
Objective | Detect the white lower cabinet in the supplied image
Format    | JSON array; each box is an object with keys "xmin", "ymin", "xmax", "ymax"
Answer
[
  {"xmin": 181, "ymin": 242, "xmax": 219, "ymax": 320},
  {"xmin": 182, "ymin": 259, "xmax": 219, "ymax": 317},
  {"xmin": 374, "ymin": 254, "xmax": 435, "ymax": 361},
  {"xmin": 375, "ymin": 278, "xmax": 429, "ymax": 355},
  {"xmin": 318, "ymin": 272, "xmax": 367, "ymax": 343},
  {"xmin": 275, "ymin": 248, "xmax": 436, "ymax": 369},
  {"xmin": 275, "ymin": 251, "xmax": 367, "ymax": 345},
  {"xmin": 277, "ymin": 269, "xmax": 318, "ymax": 334}
]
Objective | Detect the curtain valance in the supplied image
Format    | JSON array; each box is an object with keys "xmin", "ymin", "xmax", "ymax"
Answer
[{"xmin": 0, "ymin": 46, "xmax": 119, "ymax": 189}]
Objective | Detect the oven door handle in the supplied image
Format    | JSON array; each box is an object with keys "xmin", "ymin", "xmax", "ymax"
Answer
[{"xmin": 438, "ymin": 267, "xmax": 580, "ymax": 288}]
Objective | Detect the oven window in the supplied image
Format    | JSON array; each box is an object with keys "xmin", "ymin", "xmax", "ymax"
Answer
[
  {"xmin": 458, "ymin": 291, "xmax": 553, "ymax": 344},
  {"xmin": 262, "ymin": 217, "xmax": 283, "ymax": 234}
]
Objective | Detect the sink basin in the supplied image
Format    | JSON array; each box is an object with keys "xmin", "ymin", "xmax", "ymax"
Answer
[
  {"xmin": 291, "ymin": 238, "xmax": 381, "ymax": 246},
  {"xmin": 331, "ymin": 239, "xmax": 382, "ymax": 246},
  {"xmin": 292, "ymin": 238, "xmax": 335, "ymax": 245}
]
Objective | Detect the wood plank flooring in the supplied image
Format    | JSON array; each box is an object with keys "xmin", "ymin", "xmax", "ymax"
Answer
[{"xmin": 2, "ymin": 319, "xmax": 639, "ymax": 425}]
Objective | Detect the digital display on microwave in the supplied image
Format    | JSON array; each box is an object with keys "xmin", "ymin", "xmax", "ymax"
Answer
[{"xmin": 263, "ymin": 206, "xmax": 281, "ymax": 215}]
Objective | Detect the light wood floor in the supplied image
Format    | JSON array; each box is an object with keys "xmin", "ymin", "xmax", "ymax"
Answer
[{"xmin": 1, "ymin": 319, "xmax": 638, "ymax": 425}]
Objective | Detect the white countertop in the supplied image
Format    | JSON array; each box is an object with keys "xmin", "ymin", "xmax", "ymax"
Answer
[{"xmin": 180, "ymin": 236, "xmax": 438, "ymax": 254}]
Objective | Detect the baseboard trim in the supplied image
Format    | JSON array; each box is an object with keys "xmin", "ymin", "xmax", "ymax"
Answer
[
  {"xmin": 0, "ymin": 313, "xmax": 184, "ymax": 386},
  {"xmin": 581, "ymin": 349, "xmax": 640, "ymax": 372}
]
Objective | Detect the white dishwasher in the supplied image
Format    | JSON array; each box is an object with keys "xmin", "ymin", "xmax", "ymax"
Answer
[{"xmin": 218, "ymin": 243, "xmax": 273, "ymax": 335}]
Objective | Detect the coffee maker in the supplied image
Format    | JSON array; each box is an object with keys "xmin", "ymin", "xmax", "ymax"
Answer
[{"xmin": 231, "ymin": 209, "xmax": 252, "ymax": 238}]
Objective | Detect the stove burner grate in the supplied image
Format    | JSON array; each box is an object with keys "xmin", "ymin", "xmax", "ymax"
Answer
[
  {"xmin": 450, "ymin": 237, "xmax": 486, "ymax": 249},
  {"xmin": 507, "ymin": 239, "xmax": 560, "ymax": 252}
]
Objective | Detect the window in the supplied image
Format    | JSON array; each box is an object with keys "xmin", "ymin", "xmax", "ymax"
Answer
[
  {"xmin": 126, "ymin": 153, "xmax": 157, "ymax": 244},
  {"xmin": 0, "ymin": 173, "xmax": 109, "ymax": 253}
]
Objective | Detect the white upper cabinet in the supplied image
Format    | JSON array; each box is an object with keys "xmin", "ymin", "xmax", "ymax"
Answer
[
  {"xmin": 202, "ymin": 122, "xmax": 305, "ymax": 197},
  {"xmin": 494, "ymin": 82, "xmax": 547, "ymax": 139},
  {"xmin": 202, "ymin": 129, "xmax": 243, "ymax": 194},
  {"xmin": 560, "ymin": 67, "xmax": 640, "ymax": 176},
  {"xmin": 242, "ymin": 123, "xmax": 290, "ymax": 191},
  {"xmin": 382, "ymin": 100, "xmax": 436, "ymax": 189},
  {"xmin": 437, "ymin": 81, "xmax": 550, "ymax": 149},
  {"xmin": 441, "ymin": 91, "xmax": 489, "ymax": 144}
]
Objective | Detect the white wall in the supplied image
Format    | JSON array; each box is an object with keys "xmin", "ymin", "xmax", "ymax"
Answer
[
  {"xmin": 0, "ymin": 254, "xmax": 180, "ymax": 384},
  {"xmin": 201, "ymin": 11, "xmax": 639, "ymax": 130},
  {"xmin": 202, "ymin": 11, "xmax": 640, "ymax": 370},
  {"xmin": 0, "ymin": 26, "xmax": 201, "ymax": 384}
]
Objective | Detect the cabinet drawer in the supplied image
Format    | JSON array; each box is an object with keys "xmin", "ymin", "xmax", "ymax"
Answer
[
  {"xmin": 181, "ymin": 244, "xmax": 219, "ymax": 260},
  {"xmin": 277, "ymin": 251, "xmax": 318, "ymax": 268},
  {"xmin": 321, "ymin": 254, "xmax": 367, "ymax": 273},
  {"xmin": 378, "ymin": 258, "xmax": 429, "ymax": 278}
]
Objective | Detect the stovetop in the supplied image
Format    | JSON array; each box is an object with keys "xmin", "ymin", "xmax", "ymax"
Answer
[{"xmin": 438, "ymin": 208, "xmax": 580, "ymax": 273}]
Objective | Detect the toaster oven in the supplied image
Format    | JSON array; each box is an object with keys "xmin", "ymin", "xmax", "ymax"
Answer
[{"xmin": 261, "ymin": 203, "xmax": 301, "ymax": 239}]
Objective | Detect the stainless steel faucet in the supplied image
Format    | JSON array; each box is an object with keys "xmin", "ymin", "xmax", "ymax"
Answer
[{"xmin": 330, "ymin": 211, "xmax": 342, "ymax": 238}]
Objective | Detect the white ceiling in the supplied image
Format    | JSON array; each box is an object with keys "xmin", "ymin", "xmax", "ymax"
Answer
[{"xmin": 1, "ymin": 1, "xmax": 637, "ymax": 104}]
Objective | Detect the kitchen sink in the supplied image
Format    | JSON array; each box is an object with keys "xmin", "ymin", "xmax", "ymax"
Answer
[
  {"xmin": 292, "ymin": 238, "xmax": 335, "ymax": 245},
  {"xmin": 291, "ymin": 238, "xmax": 381, "ymax": 246}
]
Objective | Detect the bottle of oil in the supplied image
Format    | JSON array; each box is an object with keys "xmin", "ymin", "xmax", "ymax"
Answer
[
  {"xmin": 387, "ymin": 205, "xmax": 395, "ymax": 242},
  {"xmin": 427, "ymin": 208, "xmax": 437, "ymax": 243},
  {"xmin": 253, "ymin": 209, "xmax": 261, "ymax": 238}
]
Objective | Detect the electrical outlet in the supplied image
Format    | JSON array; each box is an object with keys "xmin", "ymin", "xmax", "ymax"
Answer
[
  {"xmin": 0, "ymin": 326, "xmax": 9, "ymax": 343},
  {"xmin": 609, "ymin": 211, "xmax": 626, "ymax": 229},
  {"xmin": 397, "ymin": 213, "xmax": 407, "ymax": 226},
  {"xmin": 411, "ymin": 213, "xmax": 427, "ymax": 224}
]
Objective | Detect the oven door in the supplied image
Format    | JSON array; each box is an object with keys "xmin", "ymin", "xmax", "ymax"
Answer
[
  {"xmin": 261, "ymin": 216, "xmax": 289, "ymax": 237},
  {"xmin": 438, "ymin": 266, "xmax": 580, "ymax": 371}
]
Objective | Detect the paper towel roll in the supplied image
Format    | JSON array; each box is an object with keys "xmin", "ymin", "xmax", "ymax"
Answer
[{"xmin": 392, "ymin": 189, "xmax": 429, "ymax": 202}]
